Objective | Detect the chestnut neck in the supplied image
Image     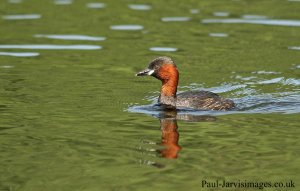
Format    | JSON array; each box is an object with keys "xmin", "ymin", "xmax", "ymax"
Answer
[
  {"xmin": 161, "ymin": 77, "xmax": 178, "ymax": 98},
  {"xmin": 158, "ymin": 65, "xmax": 179, "ymax": 106}
]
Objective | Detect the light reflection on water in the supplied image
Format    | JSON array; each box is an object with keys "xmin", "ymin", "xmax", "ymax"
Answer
[
  {"xmin": 252, "ymin": 70, "xmax": 281, "ymax": 75},
  {"xmin": 86, "ymin": 3, "xmax": 106, "ymax": 9},
  {"xmin": 34, "ymin": 34, "xmax": 106, "ymax": 41},
  {"xmin": 8, "ymin": 0, "xmax": 22, "ymax": 3},
  {"xmin": 0, "ymin": 44, "xmax": 102, "ymax": 50},
  {"xmin": 242, "ymin": 15, "xmax": 268, "ymax": 19},
  {"xmin": 110, "ymin": 25, "xmax": 144, "ymax": 30},
  {"xmin": 149, "ymin": 47, "xmax": 178, "ymax": 52},
  {"xmin": 54, "ymin": 0, "xmax": 72, "ymax": 5},
  {"xmin": 190, "ymin": 9, "xmax": 200, "ymax": 14},
  {"xmin": 202, "ymin": 18, "xmax": 300, "ymax": 26},
  {"xmin": 288, "ymin": 46, "xmax": 300, "ymax": 50},
  {"xmin": 161, "ymin": 17, "xmax": 191, "ymax": 22},
  {"xmin": 291, "ymin": 65, "xmax": 300, "ymax": 69},
  {"xmin": 257, "ymin": 77, "xmax": 284, "ymax": 84},
  {"xmin": 128, "ymin": 4, "xmax": 152, "ymax": 11},
  {"xmin": 209, "ymin": 33, "xmax": 228, "ymax": 37},
  {"xmin": 0, "ymin": 52, "xmax": 39, "ymax": 57},
  {"xmin": 0, "ymin": 65, "xmax": 14, "ymax": 68},
  {"xmin": 2, "ymin": 14, "xmax": 41, "ymax": 20},
  {"xmin": 213, "ymin": 12, "xmax": 230, "ymax": 17}
]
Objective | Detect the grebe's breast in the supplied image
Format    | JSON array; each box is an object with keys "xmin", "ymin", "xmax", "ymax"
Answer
[{"xmin": 176, "ymin": 91, "xmax": 235, "ymax": 111}]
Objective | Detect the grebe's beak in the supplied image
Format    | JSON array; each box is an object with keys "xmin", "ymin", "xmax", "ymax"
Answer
[{"xmin": 135, "ymin": 68, "xmax": 154, "ymax": 76}]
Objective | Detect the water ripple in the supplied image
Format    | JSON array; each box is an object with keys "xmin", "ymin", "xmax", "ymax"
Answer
[
  {"xmin": 110, "ymin": 25, "xmax": 144, "ymax": 31},
  {"xmin": 54, "ymin": 0, "xmax": 72, "ymax": 5},
  {"xmin": 34, "ymin": 34, "xmax": 106, "ymax": 41},
  {"xmin": 128, "ymin": 4, "xmax": 152, "ymax": 11},
  {"xmin": 209, "ymin": 33, "xmax": 228, "ymax": 37},
  {"xmin": 161, "ymin": 17, "xmax": 191, "ymax": 22},
  {"xmin": 293, "ymin": 65, "xmax": 300, "ymax": 69},
  {"xmin": 0, "ymin": 52, "xmax": 39, "ymax": 57},
  {"xmin": 252, "ymin": 70, "xmax": 281, "ymax": 75},
  {"xmin": 0, "ymin": 44, "xmax": 102, "ymax": 50},
  {"xmin": 213, "ymin": 12, "xmax": 230, "ymax": 17},
  {"xmin": 288, "ymin": 46, "xmax": 300, "ymax": 50},
  {"xmin": 128, "ymin": 91, "xmax": 300, "ymax": 117},
  {"xmin": 149, "ymin": 47, "xmax": 178, "ymax": 52},
  {"xmin": 258, "ymin": 77, "xmax": 284, "ymax": 84},
  {"xmin": 235, "ymin": 73, "xmax": 300, "ymax": 87},
  {"xmin": 1, "ymin": 65, "xmax": 14, "ymax": 68},
  {"xmin": 242, "ymin": 15, "xmax": 268, "ymax": 19},
  {"xmin": 202, "ymin": 18, "xmax": 300, "ymax": 27},
  {"xmin": 2, "ymin": 14, "xmax": 41, "ymax": 20},
  {"xmin": 128, "ymin": 77, "xmax": 300, "ymax": 117},
  {"xmin": 8, "ymin": 0, "xmax": 22, "ymax": 3},
  {"xmin": 86, "ymin": 3, "xmax": 106, "ymax": 9},
  {"xmin": 190, "ymin": 9, "xmax": 200, "ymax": 14}
]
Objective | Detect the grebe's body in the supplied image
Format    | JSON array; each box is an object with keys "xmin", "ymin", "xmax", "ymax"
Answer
[{"xmin": 136, "ymin": 57, "xmax": 234, "ymax": 111}]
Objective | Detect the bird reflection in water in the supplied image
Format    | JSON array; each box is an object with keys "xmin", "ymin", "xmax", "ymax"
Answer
[
  {"xmin": 137, "ymin": 109, "xmax": 217, "ymax": 168},
  {"xmin": 160, "ymin": 115, "xmax": 180, "ymax": 159},
  {"xmin": 158, "ymin": 110, "xmax": 216, "ymax": 159}
]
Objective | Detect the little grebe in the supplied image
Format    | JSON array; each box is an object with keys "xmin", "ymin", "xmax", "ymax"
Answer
[{"xmin": 136, "ymin": 57, "xmax": 235, "ymax": 110}]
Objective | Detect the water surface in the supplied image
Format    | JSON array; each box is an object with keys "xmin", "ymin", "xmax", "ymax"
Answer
[
  {"xmin": 0, "ymin": 44, "xmax": 102, "ymax": 50},
  {"xmin": 161, "ymin": 17, "xmax": 191, "ymax": 22},
  {"xmin": 110, "ymin": 25, "xmax": 144, "ymax": 30},
  {"xmin": 34, "ymin": 34, "xmax": 106, "ymax": 41},
  {"xmin": 2, "ymin": 14, "xmax": 41, "ymax": 20},
  {"xmin": 0, "ymin": 0, "xmax": 299, "ymax": 191},
  {"xmin": 149, "ymin": 47, "xmax": 178, "ymax": 52},
  {"xmin": 86, "ymin": 3, "xmax": 106, "ymax": 9},
  {"xmin": 0, "ymin": 51, "xmax": 39, "ymax": 57},
  {"xmin": 202, "ymin": 18, "xmax": 300, "ymax": 26},
  {"xmin": 128, "ymin": 4, "xmax": 152, "ymax": 11}
]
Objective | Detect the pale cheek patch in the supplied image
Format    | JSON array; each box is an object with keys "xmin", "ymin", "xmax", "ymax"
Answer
[{"xmin": 148, "ymin": 69, "xmax": 155, "ymax": 75}]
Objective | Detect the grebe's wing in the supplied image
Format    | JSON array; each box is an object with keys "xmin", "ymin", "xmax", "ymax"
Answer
[{"xmin": 177, "ymin": 91, "xmax": 234, "ymax": 110}]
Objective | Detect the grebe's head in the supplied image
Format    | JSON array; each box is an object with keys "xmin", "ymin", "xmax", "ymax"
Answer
[{"xmin": 136, "ymin": 57, "xmax": 179, "ymax": 81}]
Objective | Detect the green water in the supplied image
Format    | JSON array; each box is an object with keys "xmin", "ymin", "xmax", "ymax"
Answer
[{"xmin": 0, "ymin": 0, "xmax": 300, "ymax": 190}]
